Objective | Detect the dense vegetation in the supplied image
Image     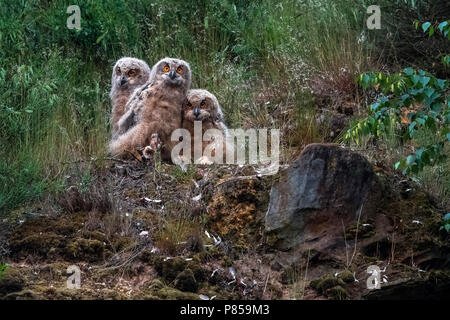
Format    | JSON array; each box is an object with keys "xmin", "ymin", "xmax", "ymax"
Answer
[{"xmin": 0, "ymin": 0, "xmax": 448, "ymax": 214}]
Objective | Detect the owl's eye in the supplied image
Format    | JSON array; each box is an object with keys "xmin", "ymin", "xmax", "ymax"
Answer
[
  {"xmin": 200, "ymin": 101, "xmax": 207, "ymax": 109},
  {"xmin": 116, "ymin": 67, "xmax": 121, "ymax": 75},
  {"xmin": 163, "ymin": 65, "xmax": 170, "ymax": 72},
  {"xmin": 128, "ymin": 70, "xmax": 136, "ymax": 77},
  {"xmin": 185, "ymin": 103, "xmax": 193, "ymax": 111},
  {"xmin": 176, "ymin": 67, "xmax": 183, "ymax": 74}
]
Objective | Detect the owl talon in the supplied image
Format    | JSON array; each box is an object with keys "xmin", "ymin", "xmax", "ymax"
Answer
[{"xmin": 197, "ymin": 156, "xmax": 213, "ymax": 165}]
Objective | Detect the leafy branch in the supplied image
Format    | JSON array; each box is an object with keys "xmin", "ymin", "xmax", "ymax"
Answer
[{"xmin": 345, "ymin": 20, "xmax": 449, "ymax": 175}]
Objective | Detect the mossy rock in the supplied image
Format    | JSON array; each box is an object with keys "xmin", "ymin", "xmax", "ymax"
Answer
[
  {"xmin": 325, "ymin": 285, "xmax": 349, "ymax": 300},
  {"xmin": 65, "ymin": 238, "xmax": 109, "ymax": 262},
  {"xmin": 133, "ymin": 279, "xmax": 164, "ymax": 300},
  {"xmin": 80, "ymin": 230, "xmax": 108, "ymax": 243},
  {"xmin": 138, "ymin": 248, "xmax": 155, "ymax": 263},
  {"xmin": 0, "ymin": 267, "xmax": 26, "ymax": 297},
  {"xmin": 318, "ymin": 277, "xmax": 345, "ymax": 292},
  {"xmin": 39, "ymin": 262, "xmax": 68, "ymax": 282},
  {"xmin": 309, "ymin": 279, "xmax": 322, "ymax": 291},
  {"xmin": 156, "ymin": 287, "xmax": 200, "ymax": 300},
  {"xmin": 309, "ymin": 275, "xmax": 345, "ymax": 294},
  {"xmin": 133, "ymin": 292, "xmax": 160, "ymax": 300},
  {"xmin": 148, "ymin": 279, "xmax": 165, "ymax": 292},
  {"xmin": 9, "ymin": 233, "xmax": 66, "ymax": 257},
  {"xmin": 174, "ymin": 268, "xmax": 198, "ymax": 292},
  {"xmin": 41, "ymin": 287, "xmax": 127, "ymax": 300},
  {"xmin": 338, "ymin": 270, "xmax": 355, "ymax": 283},
  {"xmin": 112, "ymin": 236, "xmax": 135, "ymax": 252},
  {"xmin": 153, "ymin": 257, "xmax": 205, "ymax": 283},
  {"xmin": 153, "ymin": 257, "xmax": 188, "ymax": 282}
]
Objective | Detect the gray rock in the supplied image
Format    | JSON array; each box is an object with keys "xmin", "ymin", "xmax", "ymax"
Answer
[{"xmin": 265, "ymin": 143, "xmax": 380, "ymax": 250}]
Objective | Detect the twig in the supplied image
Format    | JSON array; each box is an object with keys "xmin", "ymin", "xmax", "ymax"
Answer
[
  {"xmin": 301, "ymin": 249, "xmax": 311, "ymax": 300},
  {"xmin": 62, "ymin": 157, "xmax": 128, "ymax": 165},
  {"xmin": 342, "ymin": 219, "xmax": 350, "ymax": 268},
  {"xmin": 263, "ymin": 273, "xmax": 270, "ymax": 295},
  {"xmin": 349, "ymin": 203, "xmax": 364, "ymax": 268}
]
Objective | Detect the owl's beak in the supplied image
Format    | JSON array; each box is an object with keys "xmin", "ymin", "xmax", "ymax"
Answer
[
  {"xmin": 168, "ymin": 71, "xmax": 176, "ymax": 80},
  {"xmin": 193, "ymin": 107, "xmax": 201, "ymax": 118},
  {"xmin": 120, "ymin": 76, "xmax": 127, "ymax": 86}
]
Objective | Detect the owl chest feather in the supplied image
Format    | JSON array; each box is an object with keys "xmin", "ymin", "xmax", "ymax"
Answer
[{"xmin": 141, "ymin": 87, "xmax": 184, "ymax": 124}]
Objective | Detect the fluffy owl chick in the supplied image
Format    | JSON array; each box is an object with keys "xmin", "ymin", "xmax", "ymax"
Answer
[
  {"xmin": 110, "ymin": 57, "xmax": 151, "ymax": 138},
  {"xmin": 109, "ymin": 57, "xmax": 191, "ymax": 161},
  {"xmin": 182, "ymin": 89, "xmax": 229, "ymax": 164}
]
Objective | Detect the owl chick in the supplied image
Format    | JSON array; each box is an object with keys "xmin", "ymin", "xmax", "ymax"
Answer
[
  {"xmin": 110, "ymin": 57, "xmax": 151, "ymax": 138},
  {"xmin": 181, "ymin": 89, "xmax": 229, "ymax": 164},
  {"xmin": 109, "ymin": 57, "xmax": 191, "ymax": 161}
]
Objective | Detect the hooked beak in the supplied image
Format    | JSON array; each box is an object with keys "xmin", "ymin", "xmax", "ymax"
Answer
[
  {"xmin": 120, "ymin": 76, "xmax": 127, "ymax": 86},
  {"xmin": 168, "ymin": 70, "xmax": 176, "ymax": 80},
  {"xmin": 193, "ymin": 107, "xmax": 201, "ymax": 118}
]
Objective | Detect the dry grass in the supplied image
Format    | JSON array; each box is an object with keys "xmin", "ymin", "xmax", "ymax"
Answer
[{"xmin": 154, "ymin": 217, "xmax": 203, "ymax": 256}]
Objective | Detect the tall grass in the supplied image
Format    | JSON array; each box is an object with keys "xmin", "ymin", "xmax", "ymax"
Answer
[{"xmin": 0, "ymin": 0, "xmax": 376, "ymax": 214}]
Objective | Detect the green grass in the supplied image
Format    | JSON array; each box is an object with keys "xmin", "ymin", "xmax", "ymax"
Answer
[
  {"xmin": 0, "ymin": 0, "xmax": 390, "ymax": 214},
  {"xmin": 0, "ymin": 262, "xmax": 8, "ymax": 280},
  {"xmin": 414, "ymin": 130, "xmax": 450, "ymax": 210}
]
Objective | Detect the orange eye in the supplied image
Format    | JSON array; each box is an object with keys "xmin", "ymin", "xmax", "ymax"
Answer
[
  {"xmin": 185, "ymin": 103, "xmax": 193, "ymax": 111},
  {"xmin": 116, "ymin": 67, "xmax": 121, "ymax": 75},
  {"xmin": 177, "ymin": 67, "xmax": 183, "ymax": 74},
  {"xmin": 128, "ymin": 70, "xmax": 136, "ymax": 77},
  {"xmin": 163, "ymin": 65, "xmax": 170, "ymax": 72},
  {"xmin": 200, "ymin": 102, "xmax": 207, "ymax": 109}
]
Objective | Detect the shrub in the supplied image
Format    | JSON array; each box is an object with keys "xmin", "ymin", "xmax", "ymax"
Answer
[{"xmin": 345, "ymin": 21, "xmax": 450, "ymax": 175}]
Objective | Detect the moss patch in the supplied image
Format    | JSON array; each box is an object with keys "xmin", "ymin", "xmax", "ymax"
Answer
[
  {"xmin": 207, "ymin": 177, "xmax": 269, "ymax": 249},
  {"xmin": 174, "ymin": 268, "xmax": 198, "ymax": 292},
  {"xmin": 325, "ymin": 285, "xmax": 349, "ymax": 300},
  {"xmin": 0, "ymin": 267, "xmax": 26, "ymax": 297}
]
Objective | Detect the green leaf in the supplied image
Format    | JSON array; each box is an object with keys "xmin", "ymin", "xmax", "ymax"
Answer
[
  {"xmin": 362, "ymin": 73, "xmax": 370, "ymax": 86},
  {"xmin": 406, "ymin": 155, "xmax": 416, "ymax": 165},
  {"xmin": 444, "ymin": 213, "xmax": 450, "ymax": 221},
  {"xmin": 424, "ymin": 87, "xmax": 435, "ymax": 97},
  {"xmin": 416, "ymin": 147, "xmax": 424, "ymax": 159},
  {"xmin": 443, "ymin": 55, "xmax": 450, "ymax": 66},
  {"xmin": 96, "ymin": 32, "xmax": 107, "ymax": 44},
  {"xmin": 422, "ymin": 22, "xmax": 432, "ymax": 32},
  {"xmin": 436, "ymin": 79, "xmax": 446, "ymax": 90},
  {"xmin": 438, "ymin": 21, "xmax": 448, "ymax": 32},
  {"xmin": 409, "ymin": 121, "xmax": 416, "ymax": 133},
  {"xmin": 419, "ymin": 76, "xmax": 430, "ymax": 87},
  {"xmin": 421, "ymin": 150, "xmax": 430, "ymax": 165},
  {"xmin": 403, "ymin": 67, "xmax": 414, "ymax": 76},
  {"xmin": 416, "ymin": 117, "xmax": 425, "ymax": 126}
]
